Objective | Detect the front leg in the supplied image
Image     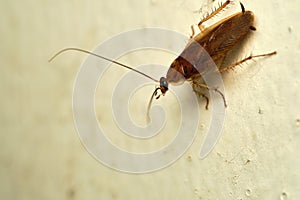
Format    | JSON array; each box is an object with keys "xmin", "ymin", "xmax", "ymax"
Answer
[
  {"xmin": 192, "ymin": 80, "xmax": 227, "ymax": 109},
  {"xmin": 192, "ymin": 81, "xmax": 210, "ymax": 109}
]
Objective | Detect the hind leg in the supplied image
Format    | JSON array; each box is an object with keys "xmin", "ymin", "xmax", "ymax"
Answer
[
  {"xmin": 198, "ymin": 0, "xmax": 231, "ymax": 31},
  {"xmin": 190, "ymin": 0, "xmax": 232, "ymax": 38},
  {"xmin": 218, "ymin": 51, "xmax": 277, "ymax": 73}
]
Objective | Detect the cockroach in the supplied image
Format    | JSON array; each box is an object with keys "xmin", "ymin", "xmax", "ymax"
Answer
[{"xmin": 49, "ymin": 0, "xmax": 276, "ymax": 121}]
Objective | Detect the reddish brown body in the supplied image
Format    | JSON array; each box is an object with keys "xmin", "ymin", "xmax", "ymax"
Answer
[{"xmin": 166, "ymin": 11, "xmax": 254, "ymax": 84}]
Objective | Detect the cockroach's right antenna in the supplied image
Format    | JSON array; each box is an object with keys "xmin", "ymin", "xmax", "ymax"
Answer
[{"xmin": 146, "ymin": 87, "xmax": 161, "ymax": 123}]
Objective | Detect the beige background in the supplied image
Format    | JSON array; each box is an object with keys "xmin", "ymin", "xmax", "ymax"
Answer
[{"xmin": 1, "ymin": 0, "xmax": 299, "ymax": 199}]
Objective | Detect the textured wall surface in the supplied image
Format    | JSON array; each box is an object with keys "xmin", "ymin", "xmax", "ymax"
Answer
[{"xmin": 1, "ymin": 0, "xmax": 299, "ymax": 199}]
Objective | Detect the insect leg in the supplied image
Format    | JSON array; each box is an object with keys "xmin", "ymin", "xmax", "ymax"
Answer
[
  {"xmin": 192, "ymin": 82, "xmax": 210, "ymax": 109},
  {"xmin": 218, "ymin": 51, "xmax": 277, "ymax": 73},
  {"xmin": 192, "ymin": 81, "xmax": 227, "ymax": 109},
  {"xmin": 190, "ymin": 25, "xmax": 196, "ymax": 39},
  {"xmin": 197, "ymin": 0, "xmax": 231, "ymax": 31}
]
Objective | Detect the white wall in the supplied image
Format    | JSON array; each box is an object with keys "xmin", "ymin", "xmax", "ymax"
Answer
[{"xmin": 1, "ymin": 0, "xmax": 299, "ymax": 199}]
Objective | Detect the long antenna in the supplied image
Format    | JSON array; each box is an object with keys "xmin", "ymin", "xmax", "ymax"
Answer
[
  {"xmin": 146, "ymin": 87, "xmax": 160, "ymax": 123},
  {"xmin": 49, "ymin": 47, "xmax": 160, "ymax": 83}
]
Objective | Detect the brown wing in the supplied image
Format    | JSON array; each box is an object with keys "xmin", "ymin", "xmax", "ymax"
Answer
[
  {"xmin": 198, "ymin": 11, "xmax": 254, "ymax": 65},
  {"xmin": 167, "ymin": 11, "xmax": 254, "ymax": 83}
]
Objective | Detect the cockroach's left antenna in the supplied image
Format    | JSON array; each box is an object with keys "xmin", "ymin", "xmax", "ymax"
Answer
[
  {"xmin": 49, "ymin": 47, "xmax": 160, "ymax": 83},
  {"xmin": 49, "ymin": 47, "xmax": 171, "ymax": 124}
]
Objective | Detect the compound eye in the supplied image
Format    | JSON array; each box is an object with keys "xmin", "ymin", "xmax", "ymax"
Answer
[
  {"xmin": 159, "ymin": 77, "xmax": 168, "ymax": 94},
  {"xmin": 160, "ymin": 77, "xmax": 168, "ymax": 89}
]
